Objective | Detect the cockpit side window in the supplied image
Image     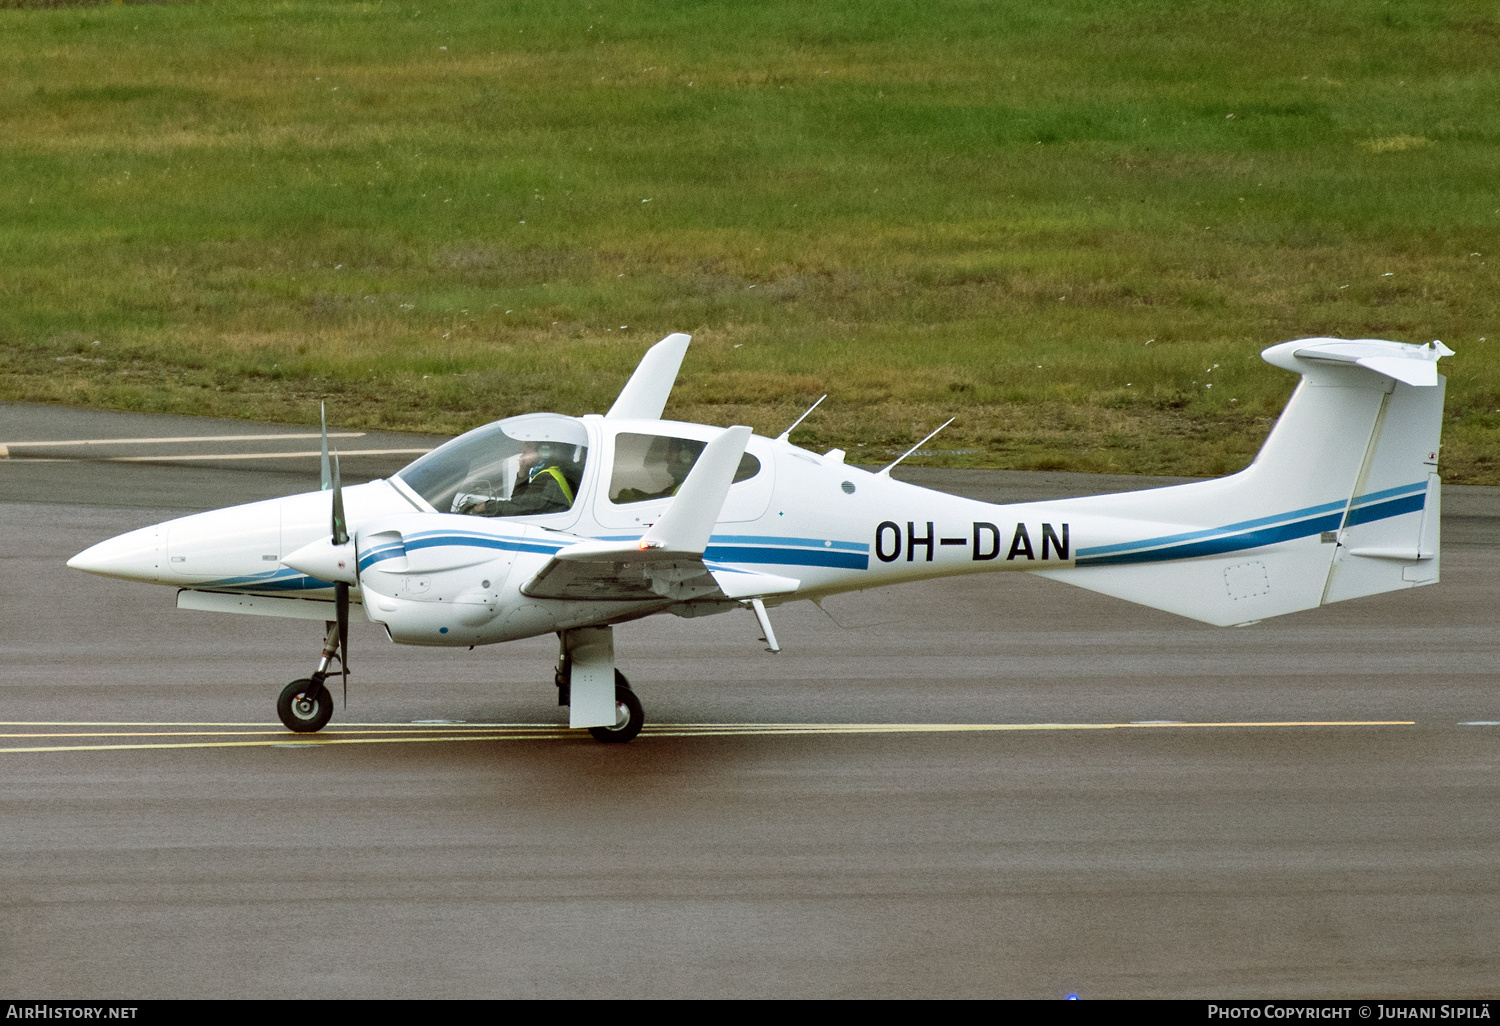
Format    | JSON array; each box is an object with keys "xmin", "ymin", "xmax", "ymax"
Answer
[
  {"xmin": 608, "ymin": 432, "xmax": 760, "ymax": 505},
  {"xmin": 397, "ymin": 414, "xmax": 589, "ymax": 518}
]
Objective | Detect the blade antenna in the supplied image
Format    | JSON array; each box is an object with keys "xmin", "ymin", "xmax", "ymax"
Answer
[
  {"xmin": 319, "ymin": 402, "xmax": 332, "ymax": 491},
  {"xmin": 775, "ymin": 394, "xmax": 826, "ymax": 443},
  {"xmin": 877, "ymin": 417, "xmax": 955, "ymax": 476}
]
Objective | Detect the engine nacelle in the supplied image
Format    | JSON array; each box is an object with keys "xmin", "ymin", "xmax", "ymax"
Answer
[
  {"xmin": 351, "ymin": 513, "xmax": 652, "ymax": 646},
  {"xmin": 352, "ymin": 513, "xmax": 519, "ymax": 645}
]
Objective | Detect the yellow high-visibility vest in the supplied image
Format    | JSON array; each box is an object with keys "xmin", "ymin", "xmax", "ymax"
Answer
[{"xmin": 530, "ymin": 465, "xmax": 575, "ymax": 505}]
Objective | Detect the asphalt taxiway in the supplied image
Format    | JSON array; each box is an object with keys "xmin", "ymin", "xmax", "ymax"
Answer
[{"xmin": 1, "ymin": 401, "xmax": 1497, "ymax": 998}]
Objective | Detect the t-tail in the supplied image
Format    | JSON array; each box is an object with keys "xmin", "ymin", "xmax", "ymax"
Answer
[{"xmin": 1036, "ymin": 338, "xmax": 1451, "ymax": 626}]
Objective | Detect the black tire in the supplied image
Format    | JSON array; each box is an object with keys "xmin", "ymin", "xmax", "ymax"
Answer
[
  {"xmin": 278, "ymin": 678, "xmax": 334, "ymax": 733},
  {"xmin": 588, "ymin": 679, "xmax": 644, "ymax": 743}
]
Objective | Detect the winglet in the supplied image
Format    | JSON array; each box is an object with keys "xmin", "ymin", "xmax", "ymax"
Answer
[
  {"xmin": 638, "ymin": 425, "xmax": 752, "ymax": 554},
  {"xmin": 606, "ymin": 333, "xmax": 692, "ymax": 420}
]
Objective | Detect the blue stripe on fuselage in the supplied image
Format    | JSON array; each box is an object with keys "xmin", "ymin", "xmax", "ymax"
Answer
[
  {"xmin": 1074, "ymin": 491, "xmax": 1427, "ymax": 567},
  {"xmin": 1074, "ymin": 511, "xmax": 1344, "ymax": 567},
  {"xmin": 1344, "ymin": 491, "xmax": 1426, "ymax": 527},
  {"xmin": 1075, "ymin": 499, "xmax": 1348, "ymax": 559},
  {"xmin": 704, "ymin": 545, "xmax": 869, "ymax": 570},
  {"xmin": 1074, "ymin": 481, "xmax": 1428, "ymax": 562},
  {"xmin": 357, "ymin": 532, "xmax": 563, "ymax": 571}
]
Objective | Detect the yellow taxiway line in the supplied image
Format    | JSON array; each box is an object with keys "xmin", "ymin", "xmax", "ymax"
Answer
[{"xmin": 0, "ymin": 719, "xmax": 1417, "ymax": 755}]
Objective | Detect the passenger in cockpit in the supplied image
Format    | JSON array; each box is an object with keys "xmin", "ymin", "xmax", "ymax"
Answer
[{"xmin": 612, "ymin": 436, "xmax": 699, "ymax": 504}]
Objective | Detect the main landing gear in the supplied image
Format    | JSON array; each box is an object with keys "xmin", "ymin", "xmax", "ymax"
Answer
[
  {"xmin": 276, "ymin": 621, "xmax": 342, "ymax": 733},
  {"xmin": 557, "ymin": 664, "xmax": 645, "ymax": 743},
  {"xmin": 557, "ymin": 626, "xmax": 645, "ymax": 743}
]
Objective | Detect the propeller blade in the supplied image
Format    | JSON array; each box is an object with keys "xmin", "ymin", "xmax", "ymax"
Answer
[
  {"xmin": 320, "ymin": 402, "xmax": 332, "ymax": 491},
  {"xmin": 331, "ymin": 446, "xmax": 351, "ymax": 708},
  {"xmin": 331, "ymin": 450, "xmax": 348, "ymax": 546},
  {"xmin": 335, "ymin": 580, "xmax": 349, "ymax": 709}
]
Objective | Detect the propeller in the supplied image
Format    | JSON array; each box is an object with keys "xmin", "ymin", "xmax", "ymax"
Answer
[
  {"xmin": 283, "ymin": 405, "xmax": 357, "ymax": 709},
  {"xmin": 320, "ymin": 401, "xmax": 333, "ymax": 492},
  {"xmin": 331, "ymin": 447, "xmax": 350, "ymax": 708}
]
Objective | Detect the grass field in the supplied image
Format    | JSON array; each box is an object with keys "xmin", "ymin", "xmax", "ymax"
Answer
[{"xmin": 2, "ymin": 0, "xmax": 1499, "ymax": 479}]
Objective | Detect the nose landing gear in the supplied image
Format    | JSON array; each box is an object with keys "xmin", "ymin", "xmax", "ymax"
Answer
[
  {"xmin": 276, "ymin": 621, "xmax": 342, "ymax": 733},
  {"xmin": 278, "ymin": 678, "xmax": 334, "ymax": 733}
]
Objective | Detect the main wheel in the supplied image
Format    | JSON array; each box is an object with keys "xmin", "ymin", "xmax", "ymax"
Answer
[
  {"xmin": 588, "ymin": 679, "xmax": 644, "ymax": 744},
  {"xmin": 278, "ymin": 678, "xmax": 334, "ymax": 733}
]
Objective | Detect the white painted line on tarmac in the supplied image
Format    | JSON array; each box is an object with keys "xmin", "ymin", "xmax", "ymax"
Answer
[
  {"xmin": 1, "ymin": 432, "xmax": 366, "ymax": 448},
  {"xmin": 111, "ymin": 448, "xmax": 432, "ymax": 462},
  {"xmin": 1459, "ymin": 720, "xmax": 1500, "ymax": 726}
]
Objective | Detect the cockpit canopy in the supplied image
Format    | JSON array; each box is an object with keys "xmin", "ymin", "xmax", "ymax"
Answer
[{"xmin": 398, "ymin": 413, "xmax": 588, "ymax": 518}]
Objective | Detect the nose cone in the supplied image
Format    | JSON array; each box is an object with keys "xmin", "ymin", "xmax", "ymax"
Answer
[
  {"xmin": 67, "ymin": 523, "xmax": 167, "ymax": 583},
  {"xmin": 282, "ymin": 537, "xmax": 358, "ymax": 585}
]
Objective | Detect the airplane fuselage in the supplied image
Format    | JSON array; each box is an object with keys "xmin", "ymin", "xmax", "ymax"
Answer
[{"xmin": 70, "ymin": 413, "xmax": 1144, "ymax": 647}]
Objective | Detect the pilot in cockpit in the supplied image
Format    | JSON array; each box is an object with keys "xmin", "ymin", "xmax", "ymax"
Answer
[{"xmin": 454, "ymin": 441, "xmax": 583, "ymax": 517}]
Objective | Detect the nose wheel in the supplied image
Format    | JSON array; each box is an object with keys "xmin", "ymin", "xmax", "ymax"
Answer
[
  {"xmin": 278, "ymin": 678, "xmax": 334, "ymax": 733},
  {"xmin": 276, "ymin": 620, "xmax": 344, "ymax": 733}
]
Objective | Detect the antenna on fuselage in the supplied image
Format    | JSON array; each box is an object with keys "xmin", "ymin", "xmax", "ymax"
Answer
[
  {"xmin": 775, "ymin": 394, "xmax": 827, "ymax": 442},
  {"xmin": 877, "ymin": 417, "xmax": 955, "ymax": 477}
]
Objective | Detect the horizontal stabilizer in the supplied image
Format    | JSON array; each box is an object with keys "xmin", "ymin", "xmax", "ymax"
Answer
[{"xmin": 1265, "ymin": 337, "xmax": 1453, "ymax": 387}]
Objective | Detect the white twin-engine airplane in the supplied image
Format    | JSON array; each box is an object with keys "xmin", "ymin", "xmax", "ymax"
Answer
[{"xmin": 68, "ymin": 333, "xmax": 1451, "ymax": 742}]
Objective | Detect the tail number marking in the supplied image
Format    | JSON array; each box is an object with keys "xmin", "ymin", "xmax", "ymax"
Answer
[{"xmin": 877, "ymin": 522, "xmax": 1070, "ymax": 563}]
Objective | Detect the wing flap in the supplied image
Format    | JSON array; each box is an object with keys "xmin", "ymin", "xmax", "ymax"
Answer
[
  {"xmin": 522, "ymin": 542, "xmax": 799, "ymax": 602},
  {"xmin": 524, "ymin": 553, "xmax": 715, "ymax": 601}
]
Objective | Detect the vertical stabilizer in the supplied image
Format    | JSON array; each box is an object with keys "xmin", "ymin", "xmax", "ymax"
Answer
[{"xmin": 1035, "ymin": 338, "xmax": 1450, "ymax": 625}]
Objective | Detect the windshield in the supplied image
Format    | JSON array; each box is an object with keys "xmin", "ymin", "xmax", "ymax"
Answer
[{"xmin": 397, "ymin": 413, "xmax": 589, "ymax": 517}]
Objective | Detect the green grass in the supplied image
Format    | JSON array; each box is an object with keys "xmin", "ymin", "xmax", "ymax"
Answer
[{"xmin": 2, "ymin": 0, "xmax": 1499, "ymax": 480}]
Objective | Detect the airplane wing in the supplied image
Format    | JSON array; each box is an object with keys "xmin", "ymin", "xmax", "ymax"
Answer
[
  {"xmin": 522, "ymin": 548, "xmax": 799, "ymax": 602},
  {"xmin": 521, "ymin": 424, "xmax": 800, "ymax": 602}
]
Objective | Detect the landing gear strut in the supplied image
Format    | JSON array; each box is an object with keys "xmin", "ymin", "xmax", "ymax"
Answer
[{"xmin": 276, "ymin": 621, "xmax": 342, "ymax": 733}]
